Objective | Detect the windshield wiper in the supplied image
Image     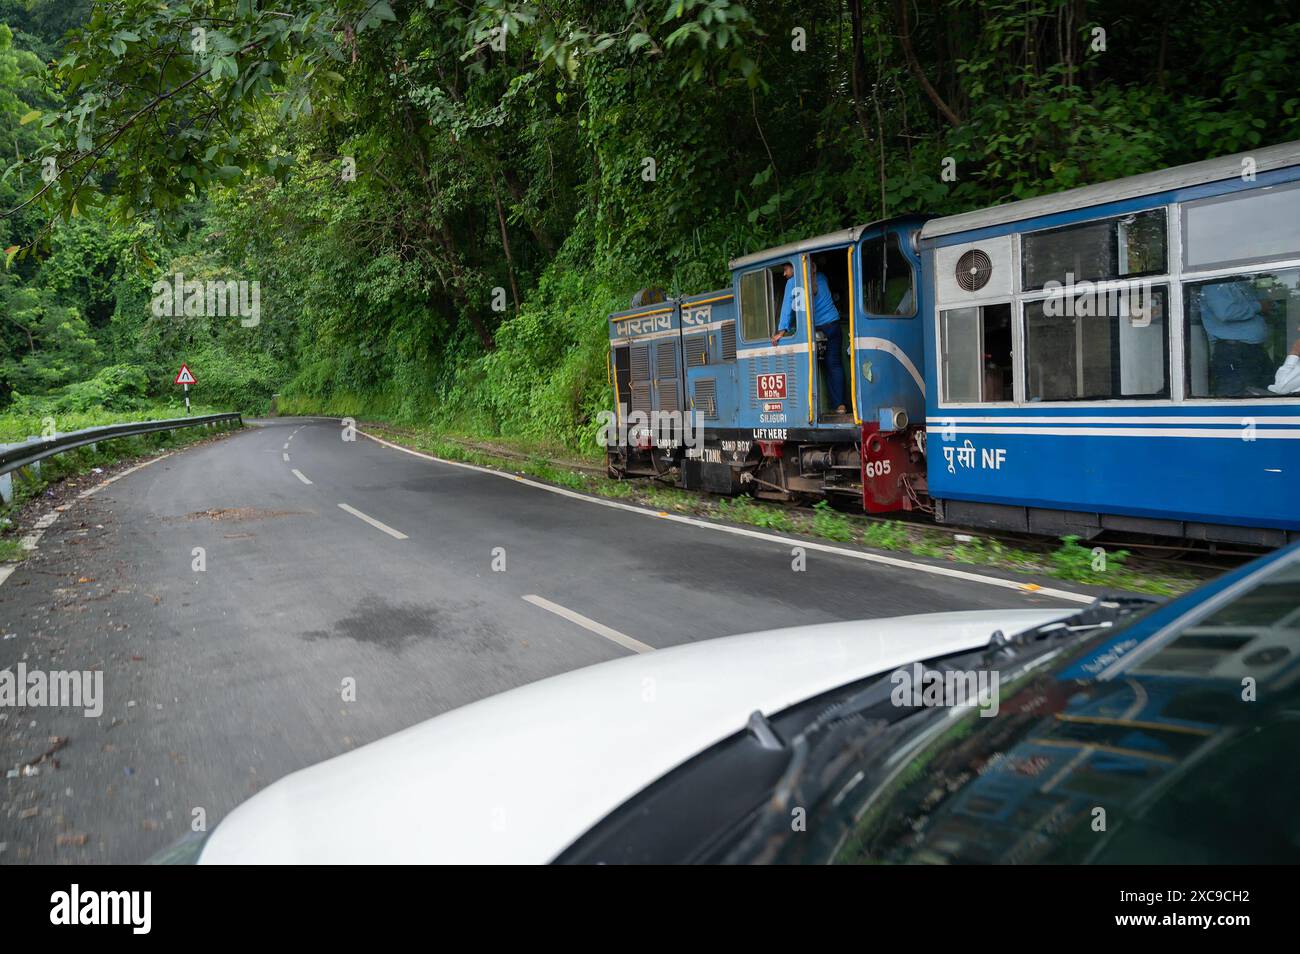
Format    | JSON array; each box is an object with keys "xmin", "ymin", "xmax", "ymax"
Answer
[
  {"xmin": 727, "ymin": 595, "xmax": 1162, "ymax": 863},
  {"xmin": 983, "ymin": 593, "xmax": 1159, "ymax": 666},
  {"xmin": 727, "ymin": 674, "xmax": 943, "ymax": 863}
]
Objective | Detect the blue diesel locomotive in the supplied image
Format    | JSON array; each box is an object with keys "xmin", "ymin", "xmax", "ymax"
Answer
[{"xmin": 605, "ymin": 141, "xmax": 1300, "ymax": 546}]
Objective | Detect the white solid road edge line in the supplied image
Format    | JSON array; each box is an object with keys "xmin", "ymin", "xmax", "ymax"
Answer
[
  {"xmin": 357, "ymin": 428, "xmax": 1094, "ymax": 605},
  {"xmin": 78, "ymin": 452, "xmax": 172, "ymax": 499},
  {"xmin": 1, "ymin": 452, "xmax": 173, "ymax": 590},
  {"xmin": 523, "ymin": 594, "xmax": 655, "ymax": 654},
  {"xmin": 292, "ymin": 469, "xmax": 313, "ymax": 485},
  {"xmin": 337, "ymin": 502, "xmax": 408, "ymax": 540}
]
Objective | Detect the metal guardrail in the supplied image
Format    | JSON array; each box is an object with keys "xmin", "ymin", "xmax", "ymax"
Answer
[{"xmin": 0, "ymin": 413, "xmax": 242, "ymax": 503}]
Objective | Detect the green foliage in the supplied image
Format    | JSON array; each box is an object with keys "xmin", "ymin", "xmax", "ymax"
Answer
[
  {"xmin": 861, "ymin": 519, "xmax": 909, "ymax": 550},
  {"xmin": 811, "ymin": 500, "xmax": 853, "ymax": 542},
  {"xmin": 36, "ymin": 362, "xmax": 149, "ymax": 412},
  {"xmin": 524, "ymin": 457, "xmax": 587, "ymax": 489},
  {"xmin": 0, "ymin": 402, "xmax": 225, "ymax": 441},
  {"xmin": 716, "ymin": 496, "xmax": 796, "ymax": 532},
  {"xmin": 5, "ymin": 0, "xmax": 1300, "ymax": 467},
  {"xmin": 0, "ymin": 281, "xmax": 101, "ymax": 398},
  {"xmin": 1051, "ymin": 534, "xmax": 1130, "ymax": 584}
]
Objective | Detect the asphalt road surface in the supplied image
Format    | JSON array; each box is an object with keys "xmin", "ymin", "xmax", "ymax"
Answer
[{"xmin": 0, "ymin": 418, "xmax": 1091, "ymax": 863}]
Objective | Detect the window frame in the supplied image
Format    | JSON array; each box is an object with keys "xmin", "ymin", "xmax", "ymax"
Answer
[
  {"xmin": 934, "ymin": 203, "xmax": 1181, "ymax": 409},
  {"xmin": 1180, "ymin": 180, "xmax": 1300, "ymax": 274},
  {"xmin": 1020, "ymin": 207, "xmax": 1168, "ymax": 293},
  {"xmin": 738, "ymin": 266, "xmax": 776, "ymax": 343},
  {"xmin": 1181, "ymin": 265, "xmax": 1300, "ymax": 400},
  {"xmin": 935, "ymin": 186, "xmax": 1300, "ymax": 409},
  {"xmin": 938, "ymin": 303, "xmax": 1016, "ymax": 405},
  {"xmin": 1021, "ymin": 283, "xmax": 1172, "ymax": 403},
  {"xmin": 859, "ymin": 231, "xmax": 918, "ymax": 319}
]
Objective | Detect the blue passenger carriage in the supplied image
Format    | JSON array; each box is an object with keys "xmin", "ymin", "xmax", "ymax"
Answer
[
  {"xmin": 920, "ymin": 141, "xmax": 1300, "ymax": 546},
  {"xmin": 605, "ymin": 141, "xmax": 1300, "ymax": 545}
]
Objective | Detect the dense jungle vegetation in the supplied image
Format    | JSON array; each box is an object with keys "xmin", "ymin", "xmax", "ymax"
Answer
[{"xmin": 2, "ymin": 0, "xmax": 1298, "ymax": 450}]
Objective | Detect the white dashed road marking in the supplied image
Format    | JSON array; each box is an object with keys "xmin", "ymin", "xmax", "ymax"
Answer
[
  {"xmin": 337, "ymin": 503, "xmax": 408, "ymax": 540},
  {"xmin": 292, "ymin": 469, "xmax": 313, "ymax": 485},
  {"xmin": 522, "ymin": 594, "xmax": 654, "ymax": 654}
]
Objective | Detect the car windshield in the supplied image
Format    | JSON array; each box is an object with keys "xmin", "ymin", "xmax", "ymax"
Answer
[{"xmin": 729, "ymin": 554, "xmax": 1300, "ymax": 864}]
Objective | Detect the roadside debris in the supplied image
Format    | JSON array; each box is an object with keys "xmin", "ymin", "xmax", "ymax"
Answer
[
  {"xmin": 183, "ymin": 507, "xmax": 305, "ymax": 522},
  {"xmin": 24, "ymin": 736, "xmax": 68, "ymax": 770}
]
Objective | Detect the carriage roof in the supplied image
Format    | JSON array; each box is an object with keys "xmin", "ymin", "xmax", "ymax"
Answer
[
  {"xmin": 920, "ymin": 139, "xmax": 1300, "ymax": 240},
  {"xmin": 727, "ymin": 216, "xmax": 925, "ymax": 271}
]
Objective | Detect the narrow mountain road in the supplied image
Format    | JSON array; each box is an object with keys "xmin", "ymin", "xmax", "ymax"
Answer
[{"xmin": 0, "ymin": 417, "xmax": 1088, "ymax": 863}]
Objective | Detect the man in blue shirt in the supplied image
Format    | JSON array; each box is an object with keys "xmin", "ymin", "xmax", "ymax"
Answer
[
  {"xmin": 1199, "ymin": 279, "xmax": 1275, "ymax": 396},
  {"xmin": 770, "ymin": 261, "xmax": 846, "ymax": 413}
]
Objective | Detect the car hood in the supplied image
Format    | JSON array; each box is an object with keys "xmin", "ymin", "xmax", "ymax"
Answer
[{"xmin": 199, "ymin": 607, "xmax": 1073, "ymax": 864}]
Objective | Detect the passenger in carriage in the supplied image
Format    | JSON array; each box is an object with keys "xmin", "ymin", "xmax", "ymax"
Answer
[
  {"xmin": 1269, "ymin": 331, "xmax": 1300, "ymax": 395},
  {"xmin": 770, "ymin": 261, "xmax": 847, "ymax": 414},
  {"xmin": 1200, "ymin": 278, "xmax": 1276, "ymax": 395}
]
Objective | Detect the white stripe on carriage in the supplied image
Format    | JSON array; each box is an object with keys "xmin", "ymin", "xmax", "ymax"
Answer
[
  {"xmin": 854, "ymin": 337, "xmax": 926, "ymax": 395},
  {"xmin": 928, "ymin": 416, "xmax": 1300, "ymax": 425},
  {"xmin": 680, "ymin": 318, "xmax": 735, "ymax": 333},
  {"xmin": 740, "ymin": 342, "xmax": 810, "ymax": 358},
  {"xmin": 610, "ymin": 328, "xmax": 680, "ymax": 345},
  {"xmin": 927, "ymin": 425, "xmax": 1300, "ymax": 439}
]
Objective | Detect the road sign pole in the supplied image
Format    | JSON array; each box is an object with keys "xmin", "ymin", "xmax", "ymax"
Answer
[{"xmin": 174, "ymin": 363, "xmax": 197, "ymax": 412}]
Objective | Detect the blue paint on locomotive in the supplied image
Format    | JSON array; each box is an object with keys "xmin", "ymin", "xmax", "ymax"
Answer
[
  {"xmin": 610, "ymin": 219, "xmax": 934, "ymax": 441},
  {"xmin": 851, "ymin": 218, "xmax": 929, "ymax": 431}
]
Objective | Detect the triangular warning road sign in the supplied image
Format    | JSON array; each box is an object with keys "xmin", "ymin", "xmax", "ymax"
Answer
[{"xmin": 174, "ymin": 363, "xmax": 197, "ymax": 385}]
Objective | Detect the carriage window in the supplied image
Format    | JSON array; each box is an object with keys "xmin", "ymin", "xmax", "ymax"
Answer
[
  {"xmin": 1185, "ymin": 268, "xmax": 1299, "ymax": 398},
  {"xmin": 861, "ymin": 234, "xmax": 916, "ymax": 316},
  {"xmin": 940, "ymin": 303, "xmax": 1012, "ymax": 402},
  {"xmin": 1022, "ymin": 209, "xmax": 1166, "ymax": 290},
  {"xmin": 1025, "ymin": 285, "xmax": 1169, "ymax": 401},
  {"xmin": 739, "ymin": 268, "xmax": 773, "ymax": 341},
  {"xmin": 1182, "ymin": 182, "xmax": 1300, "ymax": 271}
]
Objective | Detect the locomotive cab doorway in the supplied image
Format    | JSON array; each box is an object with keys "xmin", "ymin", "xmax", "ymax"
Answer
[{"xmin": 810, "ymin": 250, "xmax": 854, "ymax": 423}]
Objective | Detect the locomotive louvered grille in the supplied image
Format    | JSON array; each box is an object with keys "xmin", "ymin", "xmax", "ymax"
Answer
[
  {"xmin": 630, "ymin": 344, "xmax": 651, "ymax": 381},
  {"xmin": 658, "ymin": 382, "xmax": 681, "ymax": 412},
  {"xmin": 719, "ymin": 321, "xmax": 737, "ymax": 361},
  {"xmin": 693, "ymin": 378, "xmax": 718, "ymax": 419},
  {"xmin": 630, "ymin": 383, "xmax": 652, "ymax": 415},
  {"xmin": 656, "ymin": 339, "xmax": 679, "ymax": 378},
  {"xmin": 683, "ymin": 334, "xmax": 708, "ymax": 366}
]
